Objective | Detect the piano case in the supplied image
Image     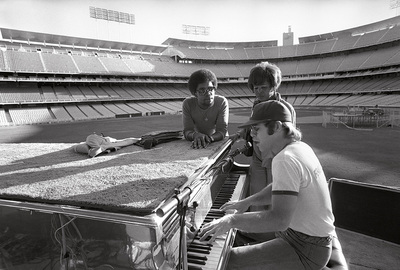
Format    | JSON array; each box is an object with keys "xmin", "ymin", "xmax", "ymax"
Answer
[{"xmin": 0, "ymin": 139, "xmax": 236, "ymax": 269}]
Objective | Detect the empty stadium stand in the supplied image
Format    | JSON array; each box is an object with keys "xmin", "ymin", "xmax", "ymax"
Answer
[{"xmin": 1, "ymin": 16, "xmax": 400, "ymax": 126}]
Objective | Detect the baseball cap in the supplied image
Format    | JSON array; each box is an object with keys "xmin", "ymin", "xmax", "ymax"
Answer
[{"xmin": 238, "ymin": 100, "xmax": 292, "ymax": 128}]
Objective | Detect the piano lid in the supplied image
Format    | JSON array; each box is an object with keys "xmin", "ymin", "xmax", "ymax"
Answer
[{"xmin": 0, "ymin": 139, "xmax": 231, "ymax": 216}]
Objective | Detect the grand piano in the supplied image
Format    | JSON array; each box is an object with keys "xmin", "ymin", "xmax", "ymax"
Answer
[{"xmin": 0, "ymin": 138, "xmax": 249, "ymax": 269}]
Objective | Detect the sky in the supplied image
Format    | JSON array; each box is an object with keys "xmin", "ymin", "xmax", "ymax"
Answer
[{"xmin": 0, "ymin": 0, "xmax": 398, "ymax": 46}]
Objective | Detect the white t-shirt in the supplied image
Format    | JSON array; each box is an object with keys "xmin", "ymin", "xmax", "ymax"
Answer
[{"xmin": 272, "ymin": 141, "xmax": 335, "ymax": 237}]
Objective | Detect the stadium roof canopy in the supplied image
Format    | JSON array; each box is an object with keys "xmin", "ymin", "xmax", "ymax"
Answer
[
  {"xmin": 0, "ymin": 28, "xmax": 167, "ymax": 54},
  {"xmin": 299, "ymin": 15, "xmax": 400, "ymax": 43},
  {"xmin": 162, "ymin": 38, "xmax": 278, "ymax": 48}
]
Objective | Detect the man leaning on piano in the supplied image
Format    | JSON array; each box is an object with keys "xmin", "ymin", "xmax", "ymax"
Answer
[{"xmin": 199, "ymin": 100, "xmax": 347, "ymax": 270}]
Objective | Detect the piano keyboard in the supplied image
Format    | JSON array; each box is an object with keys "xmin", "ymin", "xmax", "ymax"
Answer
[{"xmin": 187, "ymin": 173, "xmax": 248, "ymax": 270}]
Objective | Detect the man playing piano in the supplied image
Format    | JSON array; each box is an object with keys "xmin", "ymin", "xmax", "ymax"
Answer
[{"xmin": 199, "ymin": 100, "xmax": 337, "ymax": 269}]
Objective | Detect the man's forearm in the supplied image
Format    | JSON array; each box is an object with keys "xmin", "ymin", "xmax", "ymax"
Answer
[
  {"xmin": 230, "ymin": 210, "xmax": 286, "ymax": 233},
  {"xmin": 211, "ymin": 131, "xmax": 224, "ymax": 142},
  {"xmin": 241, "ymin": 184, "xmax": 272, "ymax": 207},
  {"xmin": 184, "ymin": 130, "xmax": 197, "ymax": 141}
]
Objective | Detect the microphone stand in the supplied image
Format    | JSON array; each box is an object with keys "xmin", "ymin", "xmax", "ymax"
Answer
[
  {"xmin": 213, "ymin": 142, "xmax": 252, "ymax": 173},
  {"xmin": 157, "ymin": 187, "xmax": 191, "ymax": 270}
]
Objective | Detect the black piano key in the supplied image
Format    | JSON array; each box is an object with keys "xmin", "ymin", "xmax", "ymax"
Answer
[
  {"xmin": 188, "ymin": 263, "xmax": 203, "ymax": 270},
  {"xmin": 191, "ymin": 239, "xmax": 212, "ymax": 245},
  {"xmin": 187, "ymin": 252, "xmax": 208, "ymax": 261},
  {"xmin": 219, "ymin": 189, "xmax": 234, "ymax": 193},
  {"xmin": 212, "ymin": 203, "xmax": 228, "ymax": 207},
  {"xmin": 194, "ymin": 236, "xmax": 213, "ymax": 242},
  {"xmin": 188, "ymin": 247, "xmax": 210, "ymax": 254},
  {"xmin": 214, "ymin": 198, "xmax": 231, "ymax": 202},
  {"xmin": 188, "ymin": 244, "xmax": 212, "ymax": 252},
  {"xmin": 188, "ymin": 258, "xmax": 207, "ymax": 265},
  {"xmin": 214, "ymin": 196, "xmax": 231, "ymax": 200},
  {"xmin": 189, "ymin": 242, "xmax": 212, "ymax": 249},
  {"xmin": 210, "ymin": 204, "xmax": 225, "ymax": 209},
  {"xmin": 219, "ymin": 189, "xmax": 232, "ymax": 193},
  {"xmin": 207, "ymin": 212, "xmax": 225, "ymax": 217},
  {"xmin": 210, "ymin": 210, "xmax": 225, "ymax": 214},
  {"xmin": 207, "ymin": 213, "xmax": 224, "ymax": 218}
]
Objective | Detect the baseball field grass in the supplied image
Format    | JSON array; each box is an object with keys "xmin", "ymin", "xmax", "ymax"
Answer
[
  {"xmin": 1, "ymin": 108, "xmax": 399, "ymax": 188},
  {"xmin": 1, "ymin": 108, "xmax": 399, "ymax": 270}
]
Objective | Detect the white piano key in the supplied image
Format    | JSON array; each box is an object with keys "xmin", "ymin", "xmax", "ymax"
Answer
[{"xmin": 187, "ymin": 174, "xmax": 248, "ymax": 270}]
